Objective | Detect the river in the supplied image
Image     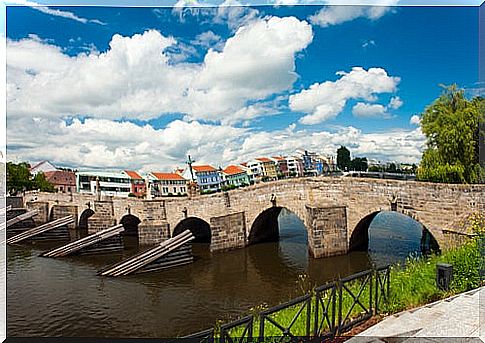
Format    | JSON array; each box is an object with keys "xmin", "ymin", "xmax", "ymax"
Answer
[{"xmin": 6, "ymin": 209, "xmax": 437, "ymax": 338}]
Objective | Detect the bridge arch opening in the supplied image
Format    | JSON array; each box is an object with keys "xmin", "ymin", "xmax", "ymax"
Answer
[
  {"xmin": 120, "ymin": 214, "xmax": 141, "ymax": 237},
  {"xmin": 349, "ymin": 211, "xmax": 440, "ymax": 264},
  {"xmin": 78, "ymin": 209, "xmax": 94, "ymax": 230},
  {"xmin": 173, "ymin": 217, "xmax": 211, "ymax": 243},
  {"xmin": 248, "ymin": 207, "xmax": 307, "ymax": 245}
]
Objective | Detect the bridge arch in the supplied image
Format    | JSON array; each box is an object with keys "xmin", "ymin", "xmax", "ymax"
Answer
[
  {"xmin": 248, "ymin": 206, "xmax": 307, "ymax": 245},
  {"xmin": 173, "ymin": 217, "xmax": 211, "ymax": 243},
  {"xmin": 349, "ymin": 210, "xmax": 440, "ymax": 253},
  {"xmin": 120, "ymin": 214, "xmax": 141, "ymax": 236},
  {"xmin": 78, "ymin": 208, "xmax": 94, "ymax": 230}
]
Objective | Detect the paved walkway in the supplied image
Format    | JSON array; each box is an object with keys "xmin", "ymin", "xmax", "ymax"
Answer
[{"xmin": 347, "ymin": 287, "xmax": 484, "ymax": 342}]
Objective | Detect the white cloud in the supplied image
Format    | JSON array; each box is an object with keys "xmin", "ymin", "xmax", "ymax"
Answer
[
  {"xmin": 213, "ymin": 0, "xmax": 260, "ymax": 31},
  {"xmin": 352, "ymin": 102, "xmax": 387, "ymax": 118},
  {"xmin": 410, "ymin": 114, "xmax": 420, "ymax": 125},
  {"xmin": 8, "ymin": 18, "xmax": 312, "ymax": 124},
  {"xmin": 7, "ymin": 115, "xmax": 425, "ymax": 170},
  {"xmin": 7, "ymin": 0, "xmax": 106, "ymax": 25},
  {"xmin": 388, "ymin": 96, "xmax": 403, "ymax": 109},
  {"xmin": 309, "ymin": 3, "xmax": 397, "ymax": 27},
  {"xmin": 362, "ymin": 39, "xmax": 376, "ymax": 48},
  {"xmin": 191, "ymin": 30, "xmax": 223, "ymax": 50},
  {"xmin": 187, "ymin": 16, "xmax": 313, "ymax": 122},
  {"xmin": 7, "ymin": 116, "xmax": 247, "ymax": 171},
  {"xmin": 289, "ymin": 67, "xmax": 400, "ymax": 124}
]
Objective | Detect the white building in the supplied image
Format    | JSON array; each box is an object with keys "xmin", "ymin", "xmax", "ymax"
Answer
[
  {"xmin": 29, "ymin": 160, "xmax": 57, "ymax": 176},
  {"xmin": 149, "ymin": 172, "xmax": 188, "ymax": 196},
  {"xmin": 76, "ymin": 171, "xmax": 132, "ymax": 197},
  {"xmin": 286, "ymin": 156, "xmax": 304, "ymax": 177}
]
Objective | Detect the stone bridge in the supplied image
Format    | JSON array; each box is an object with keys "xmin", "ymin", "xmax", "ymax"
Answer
[{"xmin": 22, "ymin": 177, "xmax": 485, "ymax": 258}]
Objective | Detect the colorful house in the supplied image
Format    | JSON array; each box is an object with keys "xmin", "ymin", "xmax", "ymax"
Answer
[
  {"xmin": 247, "ymin": 158, "xmax": 278, "ymax": 182},
  {"xmin": 182, "ymin": 164, "xmax": 222, "ymax": 192},
  {"xmin": 43, "ymin": 170, "xmax": 76, "ymax": 193},
  {"xmin": 124, "ymin": 170, "xmax": 146, "ymax": 197},
  {"xmin": 150, "ymin": 172, "xmax": 188, "ymax": 197},
  {"xmin": 222, "ymin": 165, "xmax": 250, "ymax": 187},
  {"xmin": 271, "ymin": 156, "xmax": 289, "ymax": 177}
]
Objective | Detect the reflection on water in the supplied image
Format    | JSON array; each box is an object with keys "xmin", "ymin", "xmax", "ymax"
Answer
[{"xmin": 7, "ymin": 209, "xmax": 436, "ymax": 338}]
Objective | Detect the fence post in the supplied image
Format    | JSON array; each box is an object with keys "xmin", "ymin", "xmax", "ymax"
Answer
[
  {"xmin": 306, "ymin": 296, "xmax": 311, "ymax": 338},
  {"xmin": 337, "ymin": 278, "xmax": 342, "ymax": 334},
  {"xmin": 259, "ymin": 314, "xmax": 264, "ymax": 342}
]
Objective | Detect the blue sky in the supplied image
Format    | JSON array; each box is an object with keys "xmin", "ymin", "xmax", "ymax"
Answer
[{"xmin": 5, "ymin": 4, "xmax": 481, "ymax": 171}]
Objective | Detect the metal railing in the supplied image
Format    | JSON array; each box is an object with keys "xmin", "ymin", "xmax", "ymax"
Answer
[{"xmin": 181, "ymin": 266, "xmax": 391, "ymax": 342}]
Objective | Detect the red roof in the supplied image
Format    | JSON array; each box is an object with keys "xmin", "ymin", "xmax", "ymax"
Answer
[
  {"xmin": 124, "ymin": 170, "xmax": 143, "ymax": 180},
  {"xmin": 43, "ymin": 171, "xmax": 76, "ymax": 186},
  {"xmin": 223, "ymin": 165, "xmax": 245, "ymax": 175},
  {"xmin": 152, "ymin": 172, "xmax": 187, "ymax": 181},
  {"xmin": 240, "ymin": 162, "xmax": 248, "ymax": 167},
  {"xmin": 192, "ymin": 165, "xmax": 217, "ymax": 172},
  {"xmin": 256, "ymin": 157, "xmax": 273, "ymax": 163},
  {"xmin": 271, "ymin": 156, "xmax": 285, "ymax": 161}
]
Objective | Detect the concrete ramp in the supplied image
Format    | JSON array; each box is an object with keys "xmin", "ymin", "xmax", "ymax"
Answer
[
  {"xmin": 42, "ymin": 224, "xmax": 125, "ymax": 257},
  {"xmin": 6, "ymin": 210, "xmax": 38, "ymax": 228},
  {"xmin": 7, "ymin": 215, "xmax": 73, "ymax": 244},
  {"xmin": 99, "ymin": 230, "xmax": 194, "ymax": 276}
]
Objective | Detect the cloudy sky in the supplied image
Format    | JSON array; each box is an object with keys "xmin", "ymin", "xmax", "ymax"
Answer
[{"xmin": 5, "ymin": 3, "xmax": 480, "ymax": 171}]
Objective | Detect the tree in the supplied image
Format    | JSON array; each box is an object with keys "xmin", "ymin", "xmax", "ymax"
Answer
[
  {"xmin": 32, "ymin": 172, "xmax": 56, "ymax": 192},
  {"xmin": 7, "ymin": 162, "xmax": 32, "ymax": 195},
  {"xmin": 417, "ymin": 85, "xmax": 484, "ymax": 183},
  {"xmin": 351, "ymin": 157, "xmax": 368, "ymax": 171},
  {"xmin": 6, "ymin": 162, "xmax": 55, "ymax": 195},
  {"xmin": 337, "ymin": 146, "xmax": 351, "ymax": 171},
  {"xmin": 387, "ymin": 163, "xmax": 397, "ymax": 173}
]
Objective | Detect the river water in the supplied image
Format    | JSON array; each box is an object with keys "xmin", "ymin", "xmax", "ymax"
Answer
[{"xmin": 7, "ymin": 210, "xmax": 435, "ymax": 338}]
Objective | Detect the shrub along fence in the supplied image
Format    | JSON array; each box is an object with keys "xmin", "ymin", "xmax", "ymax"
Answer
[{"xmin": 181, "ymin": 265, "xmax": 390, "ymax": 342}]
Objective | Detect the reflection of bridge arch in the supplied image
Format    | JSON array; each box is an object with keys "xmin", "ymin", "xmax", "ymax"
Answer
[
  {"xmin": 120, "ymin": 214, "xmax": 141, "ymax": 236},
  {"xmin": 349, "ymin": 210, "xmax": 440, "ymax": 253},
  {"xmin": 173, "ymin": 217, "xmax": 211, "ymax": 243},
  {"xmin": 78, "ymin": 209, "xmax": 94, "ymax": 229},
  {"xmin": 248, "ymin": 206, "xmax": 307, "ymax": 245}
]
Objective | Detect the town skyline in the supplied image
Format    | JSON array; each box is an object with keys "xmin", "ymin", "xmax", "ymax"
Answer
[{"xmin": 6, "ymin": 5, "xmax": 479, "ymax": 171}]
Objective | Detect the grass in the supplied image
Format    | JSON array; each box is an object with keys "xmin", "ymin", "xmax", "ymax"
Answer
[{"xmin": 384, "ymin": 235, "xmax": 483, "ymax": 314}]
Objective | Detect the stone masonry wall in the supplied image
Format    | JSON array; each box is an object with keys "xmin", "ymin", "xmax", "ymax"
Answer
[
  {"xmin": 25, "ymin": 201, "xmax": 49, "ymax": 226},
  {"xmin": 50, "ymin": 205, "xmax": 78, "ymax": 229},
  {"xmin": 210, "ymin": 212, "xmax": 246, "ymax": 252},
  {"xmin": 139, "ymin": 223, "xmax": 170, "ymax": 245},
  {"xmin": 306, "ymin": 205, "xmax": 348, "ymax": 258},
  {"xmin": 88, "ymin": 201, "xmax": 116, "ymax": 234},
  {"xmin": 135, "ymin": 200, "xmax": 169, "ymax": 245}
]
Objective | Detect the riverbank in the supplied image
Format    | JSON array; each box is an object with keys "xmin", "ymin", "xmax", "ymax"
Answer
[{"xmin": 209, "ymin": 231, "xmax": 483, "ymax": 339}]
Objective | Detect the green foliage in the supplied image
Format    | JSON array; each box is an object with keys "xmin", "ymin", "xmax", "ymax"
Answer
[
  {"xmin": 351, "ymin": 157, "xmax": 368, "ymax": 171},
  {"xmin": 337, "ymin": 146, "xmax": 351, "ymax": 171},
  {"xmin": 386, "ymin": 163, "xmax": 397, "ymax": 173},
  {"xmin": 128, "ymin": 193, "xmax": 136, "ymax": 197},
  {"xmin": 384, "ymin": 237, "xmax": 482, "ymax": 313},
  {"xmin": 7, "ymin": 162, "xmax": 32, "ymax": 195},
  {"xmin": 417, "ymin": 85, "xmax": 484, "ymax": 184},
  {"xmin": 6, "ymin": 162, "xmax": 55, "ymax": 194},
  {"xmin": 368, "ymin": 165, "xmax": 381, "ymax": 172},
  {"xmin": 32, "ymin": 172, "xmax": 56, "ymax": 192},
  {"xmin": 222, "ymin": 184, "xmax": 237, "ymax": 191}
]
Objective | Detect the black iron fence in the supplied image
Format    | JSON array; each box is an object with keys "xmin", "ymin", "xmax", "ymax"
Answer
[{"xmin": 180, "ymin": 266, "xmax": 391, "ymax": 342}]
